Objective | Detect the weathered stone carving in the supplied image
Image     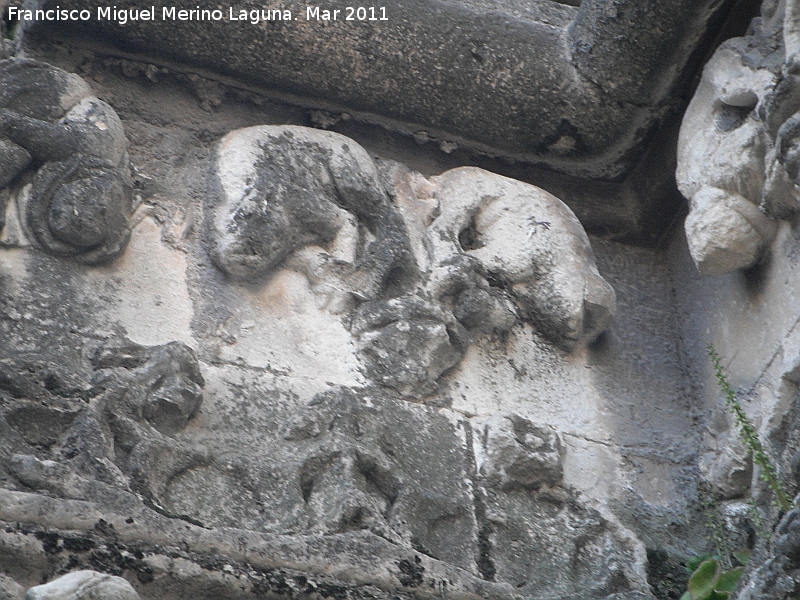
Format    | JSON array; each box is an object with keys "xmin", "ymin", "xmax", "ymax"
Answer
[
  {"xmin": 0, "ymin": 58, "xmax": 132, "ymax": 264},
  {"xmin": 676, "ymin": 1, "xmax": 800, "ymax": 275},
  {"xmin": 208, "ymin": 127, "xmax": 616, "ymax": 400},
  {"xmin": 423, "ymin": 167, "xmax": 616, "ymax": 350},
  {"xmin": 349, "ymin": 296, "xmax": 468, "ymax": 398},
  {"xmin": 3, "ymin": 341, "xmax": 205, "ymax": 514},
  {"xmin": 35, "ymin": 0, "xmax": 741, "ymax": 187},
  {"xmin": 0, "ymin": 345, "xmax": 648, "ymax": 597},
  {"xmin": 476, "ymin": 414, "xmax": 649, "ymax": 598},
  {"xmin": 281, "ymin": 387, "xmax": 479, "ymax": 569},
  {"xmin": 207, "ymin": 125, "xmax": 415, "ymax": 302},
  {"xmin": 0, "ymin": 43, "xmax": 713, "ymax": 598}
]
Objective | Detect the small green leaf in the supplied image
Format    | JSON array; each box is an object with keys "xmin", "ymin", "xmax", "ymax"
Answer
[
  {"xmin": 732, "ymin": 549, "xmax": 751, "ymax": 566},
  {"xmin": 687, "ymin": 553, "xmax": 714, "ymax": 574},
  {"xmin": 715, "ymin": 567, "xmax": 744, "ymax": 593},
  {"xmin": 689, "ymin": 559, "xmax": 721, "ymax": 600}
]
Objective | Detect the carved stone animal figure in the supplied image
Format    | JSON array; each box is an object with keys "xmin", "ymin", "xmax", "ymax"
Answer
[
  {"xmin": 676, "ymin": 38, "xmax": 778, "ymax": 275},
  {"xmin": 425, "ymin": 167, "xmax": 616, "ymax": 350},
  {"xmin": 0, "ymin": 58, "xmax": 132, "ymax": 264},
  {"xmin": 208, "ymin": 125, "xmax": 415, "ymax": 301},
  {"xmin": 676, "ymin": 1, "xmax": 800, "ymax": 275},
  {"xmin": 209, "ymin": 126, "xmax": 615, "ymax": 402}
]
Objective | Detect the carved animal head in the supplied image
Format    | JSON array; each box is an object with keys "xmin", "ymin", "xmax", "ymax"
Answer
[
  {"xmin": 427, "ymin": 167, "xmax": 616, "ymax": 350},
  {"xmin": 208, "ymin": 125, "xmax": 415, "ymax": 297},
  {"xmin": 675, "ymin": 2, "xmax": 800, "ymax": 275}
]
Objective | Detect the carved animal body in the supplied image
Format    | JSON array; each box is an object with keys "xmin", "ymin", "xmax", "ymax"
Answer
[
  {"xmin": 209, "ymin": 126, "xmax": 617, "ymax": 398},
  {"xmin": 0, "ymin": 58, "xmax": 132, "ymax": 264},
  {"xmin": 208, "ymin": 125, "xmax": 415, "ymax": 299},
  {"xmin": 425, "ymin": 167, "xmax": 617, "ymax": 350}
]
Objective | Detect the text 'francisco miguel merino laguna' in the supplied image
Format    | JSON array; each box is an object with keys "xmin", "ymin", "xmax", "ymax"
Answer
[{"xmin": 7, "ymin": 5, "xmax": 389, "ymax": 25}]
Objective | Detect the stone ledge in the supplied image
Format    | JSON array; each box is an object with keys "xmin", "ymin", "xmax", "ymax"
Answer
[
  {"xmin": 27, "ymin": 0, "xmax": 737, "ymax": 179},
  {"xmin": 0, "ymin": 489, "xmax": 518, "ymax": 600}
]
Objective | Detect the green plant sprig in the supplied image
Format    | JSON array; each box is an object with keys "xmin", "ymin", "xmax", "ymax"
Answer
[
  {"xmin": 681, "ymin": 553, "xmax": 749, "ymax": 600},
  {"xmin": 698, "ymin": 484, "xmax": 732, "ymax": 569},
  {"xmin": 707, "ymin": 344, "xmax": 792, "ymax": 512}
]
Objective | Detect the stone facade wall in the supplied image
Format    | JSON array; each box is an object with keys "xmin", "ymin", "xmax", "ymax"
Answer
[{"xmin": 1, "ymin": 1, "xmax": 800, "ymax": 600}]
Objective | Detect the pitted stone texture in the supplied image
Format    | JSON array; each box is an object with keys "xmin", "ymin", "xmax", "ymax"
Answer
[
  {"xmin": 0, "ymin": 59, "xmax": 132, "ymax": 264},
  {"xmin": 481, "ymin": 490, "xmax": 647, "ymax": 600},
  {"xmin": 208, "ymin": 125, "xmax": 414, "ymax": 301},
  {"xmin": 478, "ymin": 414, "xmax": 564, "ymax": 492},
  {"xmin": 0, "ymin": 54, "xmax": 705, "ymax": 598},
  {"xmin": 1, "ymin": 340, "xmax": 206, "ymax": 511},
  {"xmin": 0, "ymin": 575, "xmax": 23, "ymax": 600},
  {"xmin": 737, "ymin": 507, "xmax": 800, "ymax": 600},
  {"xmin": 25, "ymin": 571, "xmax": 139, "ymax": 600},
  {"xmin": 0, "ymin": 488, "xmax": 519, "ymax": 600},
  {"xmin": 90, "ymin": 341, "xmax": 204, "ymax": 435},
  {"xmin": 154, "ymin": 385, "xmax": 481, "ymax": 572},
  {"xmin": 0, "ymin": 141, "xmax": 30, "ymax": 189},
  {"xmin": 277, "ymin": 387, "xmax": 479, "ymax": 570},
  {"xmin": 470, "ymin": 414, "xmax": 651, "ymax": 599},
  {"xmin": 35, "ymin": 0, "xmax": 737, "ymax": 181},
  {"xmin": 349, "ymin": 296, "xmax": 468, "ymax": 398},
  {"xmin": 697, "ymin": 399, "xmax": 753, "ymax": 500},
  {"xmin": 427, "ymin": 167, "xmax": 616, "ymax": 350}
]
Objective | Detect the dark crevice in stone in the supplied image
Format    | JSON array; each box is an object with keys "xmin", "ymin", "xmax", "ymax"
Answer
[
  {"xmin": 463, "ymin": 419, "xmax": 496, "ymax": 581},
  {"xmin": 141, "ymin": 497, "xmax": 208, "ymax": 529},
  {"xmin": 397, "ymin": 556, "xmax": 424, "ymax": 587},
  {"xmin": 458, "ymin": 214, "xmax": 484, "ymax": 252},
  {"xmin": 645, "ymin": 547, "xmax": 689, "ymax": 600}
]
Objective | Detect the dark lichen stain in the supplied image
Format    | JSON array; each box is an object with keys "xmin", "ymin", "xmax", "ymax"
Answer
[{"xmin": 397, "ymin": 555, "xmax": 424, "ymax": 587}]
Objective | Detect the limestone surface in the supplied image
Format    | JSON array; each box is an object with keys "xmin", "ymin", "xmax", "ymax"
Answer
[
  {"xmin": 0, "ymin": 32, "xmax": 768, "ymax": 600},
  {"xmin": 31, "ymin": 0, "xmax": 735, "ymax": 180},
  {"xmin": 676, "ymin": 0, "xmax": 800, "ymax": 275},
  {"xmin": 0, "ymin": 93, "xmax": 649, "ymax": 597},
  {"xmin": 0, "ymin": 58, "xmax": 132, "ymax": 264}
]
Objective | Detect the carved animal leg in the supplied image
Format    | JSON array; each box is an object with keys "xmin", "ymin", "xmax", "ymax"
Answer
[
  {"xmin": 0, "ymin": 109, "xmax": 83, "ymax": 161},
  {"xmin": 0, "ymin": 139, "xmax": 30, "ymax": 188}
]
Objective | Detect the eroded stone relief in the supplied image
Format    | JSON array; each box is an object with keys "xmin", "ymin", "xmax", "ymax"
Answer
[
  {"xmin": 475, "ymin": 414, "xmax": 644, "ymax": 598},
  {"xmin": 0, "ymin": 58, "xmax": 132, "ymax": 264},
  {"xmin": 6, "ymin": 0, "xmax": 800, "ymax": 597},
  {"xmin": 208, "ymin": 126, "xmax": 616, "ymax": 400},
  {"xmin": 677, "ymin": 0, "xmax": 800, "ymax": 275},
  {"xmin": 0, "ymin": 78, "xmax": 651, "ymax": 596},
  {"xmin": 675, "ymin": 7, "xmax": 800, "ymax": 595},
  {"xmin": 5, "ymin": 340, "xmax": 205, "ymax": 514}
]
